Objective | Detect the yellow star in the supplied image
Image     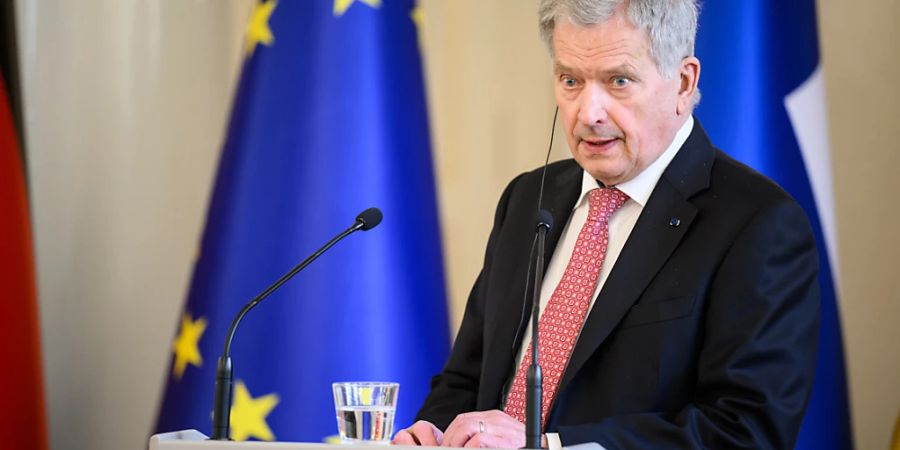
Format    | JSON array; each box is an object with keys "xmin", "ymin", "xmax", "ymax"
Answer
[
  {"xmin": 230, "ymin": 381, "xmax": 280, "ymax": 441},
  {"xmin": 171, "ymin": 312, "xmax": 207, "ymax": 380},
  {"xmin": 334, "ymin": 0, "xmax": 381, "ymax": 17},
  {"xmin": 410, "ymin": 5, "xmax": 424, "ymax": 45},
  {"xmin": 245, "ymin": 0, "xmax": 278, "ymax": 56}
]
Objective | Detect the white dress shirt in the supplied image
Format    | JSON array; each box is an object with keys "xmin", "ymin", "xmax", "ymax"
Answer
[{"xmin": 504, "ymin": 116, "xmax": 694, "ymax": 450}]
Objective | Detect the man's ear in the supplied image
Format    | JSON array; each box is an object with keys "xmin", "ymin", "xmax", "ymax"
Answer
[{"xmin": 676, "ymin": 56, "xmax": 700, "ymax": 115}]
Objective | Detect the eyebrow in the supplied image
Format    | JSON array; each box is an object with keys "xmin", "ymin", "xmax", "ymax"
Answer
[
  {"xmin": 553, "ymin": 62, "xmax": 640, "ymax": 77},
  {"xmin": 553, "ymin": 63, "xmax": 569, "ymax": 75}
]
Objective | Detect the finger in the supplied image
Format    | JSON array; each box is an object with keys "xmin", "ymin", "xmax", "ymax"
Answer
[
  {"xmin": 441, "ymin": 411, "xmax": 528, "ymax": 448},
  {"xmin": 463, "ymin": 433, "xmax": 490, "ymax": 448},
  {"xmin": 408, "ymin": 421, "xmax": 442, "ymax": 446},
  {"xmin": 440, "ymin": 414, "xmax": 480, "ymax": 448},
  {"xmin": 459, "ymin": 425, "xmax": 522, "ymax": 449},
  {"xmin": 477, "ymin": 410, "xmax": 526, "ymax": 437},
  {"xmin": 461, "ymin": 412, "xmax": 525, "ymax": 449},
  {"xmin": 392, "ymin": 429, "xmax": 418, "ymax": 446},
  {"xmin": 393, "ymin": 430, "xmax": 416, "ymax": 446},
  {"xmin": 428, "ymin": 424, "xmax": 445, "ymax": 446}
]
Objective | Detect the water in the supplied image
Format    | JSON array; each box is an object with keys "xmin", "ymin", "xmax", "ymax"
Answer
[{"xmin": 336, "ymin": 405, "xmax": 395, "ymax": 444}]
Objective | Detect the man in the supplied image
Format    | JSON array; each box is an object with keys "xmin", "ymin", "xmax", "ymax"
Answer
[{"xmin": 394, "ymin": 0, "xmax": 819, "ymax": 448}]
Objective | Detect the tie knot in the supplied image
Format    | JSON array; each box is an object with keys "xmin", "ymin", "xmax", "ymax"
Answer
[{"xmin": 587, "ymin": 188, "xmax": 629, "ymax": 221}]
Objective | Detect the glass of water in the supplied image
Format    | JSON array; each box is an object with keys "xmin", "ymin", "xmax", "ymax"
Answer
[{"xmin": 332, "ymin": 381, "xmax": 399, "ymax": 445}]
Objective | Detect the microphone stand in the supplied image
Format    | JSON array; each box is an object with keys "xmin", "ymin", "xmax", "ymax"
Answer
[
  {"xmin": 524, "ymin": 107, "xmax": 557, "ymax": 449},
  {"xmin": 526, "ymin": 212, "xmax": 552, "ymax": 449},
  {"xmin": 210, "ymin": 209, "xmax": 381, "ymax": 440}
]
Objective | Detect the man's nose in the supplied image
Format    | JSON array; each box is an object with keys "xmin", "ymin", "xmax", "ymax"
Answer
[{"xmin": 577, "ymin": 84, "xmax": 610, "ymax": 125}]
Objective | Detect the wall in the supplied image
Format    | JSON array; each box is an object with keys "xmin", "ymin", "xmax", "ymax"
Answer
[{"xmin": 17, "ymin": 0, "xmax": 898, "ymax": 449}]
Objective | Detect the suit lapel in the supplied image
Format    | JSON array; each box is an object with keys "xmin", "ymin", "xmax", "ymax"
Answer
[
  {"xmin": 542, "ymin": 164, "xmax": 584, "ymax": 271},
  {"xmin": 556, "ymin": 121, "xmax": 716, "ymax": 394},
  {"xmin": 479, "ymin": 161, "xmax": 582, "ymax": 408}
]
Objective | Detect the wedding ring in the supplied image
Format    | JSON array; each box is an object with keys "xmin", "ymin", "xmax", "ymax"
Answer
[{"xmin": 478, "ymin": 420, "xmax": 486, "ymax": 434}]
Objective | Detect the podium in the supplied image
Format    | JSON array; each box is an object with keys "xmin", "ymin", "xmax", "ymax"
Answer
[{"xmin": 150, "ymin": 430, "xmax": 430, "ymax": 450}]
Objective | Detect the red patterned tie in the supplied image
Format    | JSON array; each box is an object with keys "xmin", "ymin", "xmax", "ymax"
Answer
[{"xmin": 504, "ymin": 187, "xmax": 629, "ymax": 425}]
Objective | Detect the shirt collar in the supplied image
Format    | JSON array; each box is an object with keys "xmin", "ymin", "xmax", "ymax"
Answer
[{"xmin": 574, "ymin": 116, "xmax": 694, "ymax": 210}]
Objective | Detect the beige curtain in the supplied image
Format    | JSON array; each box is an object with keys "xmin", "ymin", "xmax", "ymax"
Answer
[{"xmin": 17, "ymin": 1, "xmax": 252, "ymax": 448}]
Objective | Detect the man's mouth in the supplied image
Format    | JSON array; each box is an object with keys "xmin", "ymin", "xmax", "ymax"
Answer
[{"xmin": 580, "ymin": 137, "xmax": 620, "ymax": 153}]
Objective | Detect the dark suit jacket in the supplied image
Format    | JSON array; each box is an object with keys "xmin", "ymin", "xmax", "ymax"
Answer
[{"xmin": 416, "ymin": 122, "xmax": 820, "ymax": 449}]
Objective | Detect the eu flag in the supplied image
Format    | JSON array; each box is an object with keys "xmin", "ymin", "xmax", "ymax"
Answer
[
  {"xmin": 154, "ymin": 0, "xmax": 449, "ymax": 442},
  {"xmin": 695, "ymin": 1, "xmax": 853, "ymax": 448}
]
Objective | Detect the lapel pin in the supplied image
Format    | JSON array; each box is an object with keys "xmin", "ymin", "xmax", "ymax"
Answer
[{"xmin": 669, "ymin": 218, "xmax": 681, "ymax": 227}]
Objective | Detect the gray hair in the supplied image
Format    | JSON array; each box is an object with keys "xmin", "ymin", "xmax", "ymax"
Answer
[{"xmin": 538, "ymin": 0, "xmax": 699, "ymax": 78}]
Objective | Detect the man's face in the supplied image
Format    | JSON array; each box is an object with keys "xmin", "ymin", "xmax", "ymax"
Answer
[{"xmin": 553, "ymin": 11, "xmax": 691, "ymax": 185}]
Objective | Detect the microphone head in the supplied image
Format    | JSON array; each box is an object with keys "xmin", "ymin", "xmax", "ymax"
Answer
[
  {"xmin": 536, "ymin": 209, "xmax": 553, "ymax": 232},
  {"xmin": 356, "ymin": 207, "xmax": 383, "ymax": 231}
]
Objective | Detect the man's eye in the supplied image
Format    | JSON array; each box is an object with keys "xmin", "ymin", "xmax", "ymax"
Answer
[
  {"xmin": 612, "ymin": 76, "xmax": 631, "ymax": 87},
  {"xmin": 562, "ymin": 76, "xmax": 578, "ymax": 87}
]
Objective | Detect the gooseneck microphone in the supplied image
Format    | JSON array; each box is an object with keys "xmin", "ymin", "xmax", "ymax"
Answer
[
  {"xmin": 526, "ymin": 210, "xmax": 552, "ymax": 449},
  {"xmin": 210, "ymin": 207, "xmax": 383, "ymax": 440},
  {"xmin": 523, "ymin": 107, "xmax": 559, "ymax": 449}
]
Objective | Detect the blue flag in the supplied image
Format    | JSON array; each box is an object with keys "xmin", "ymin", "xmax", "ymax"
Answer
[
  {"xmin": 695, "ymin": 1, "xmax": 853, "ymax": 448},
  {"xmin": 155, "ymin": 0, "xmax": 449, "ymax": 442}
]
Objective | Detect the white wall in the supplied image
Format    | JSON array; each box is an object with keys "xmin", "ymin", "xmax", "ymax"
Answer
[{"xmin": 17, "ymin": 1, "xmax": 899, "ymax": 449}]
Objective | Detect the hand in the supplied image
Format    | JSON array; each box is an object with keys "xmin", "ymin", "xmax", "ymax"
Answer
[
  {"xmin": 440, "ymin": 410, "xmax": 525, "ymax": 448},
  {"xmin": 392, "ymin": 420, "xmax": 444, "ymax": 446}
]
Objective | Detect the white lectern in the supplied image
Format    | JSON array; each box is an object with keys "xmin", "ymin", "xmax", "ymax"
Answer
[{"xmin": 149, "ymin": 430, "xmax": 437, "ymax": 450}]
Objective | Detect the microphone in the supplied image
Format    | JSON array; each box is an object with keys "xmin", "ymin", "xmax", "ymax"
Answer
[
  {"xmin": 523, "ymin": 108, "xmax": 559, "ymax": 449},
  {"xmin": 356, "ymin": 207, "xmax": 383, "ymax": 231},
  {"xmin": 210, "ymin": 207, "xmax": 382, "ymax": 440},
  {"xmin": 526, "ymin": 210, "xmax": 552, "ymax": 448},
  {"xmin": 525, "ymin": 209, "xmax": 553, "ymax": 449},
  {"xmin": 535, "ymin": 209, "xmax": 553, "ymax": 232}
]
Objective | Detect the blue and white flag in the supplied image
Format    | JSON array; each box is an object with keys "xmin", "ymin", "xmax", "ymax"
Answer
[
  {"xmin": 155, "ymin": 0, "xmax": 449, "ymax": 442},
  {"xmin": 695, "ymin": 1, "xmax": 853, "ymax": 448}
]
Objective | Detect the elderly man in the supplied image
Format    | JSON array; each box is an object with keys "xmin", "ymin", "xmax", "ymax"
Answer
[{"xmin": 394, "ymin": 0, "xmax": 819, "ymax": 448}]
